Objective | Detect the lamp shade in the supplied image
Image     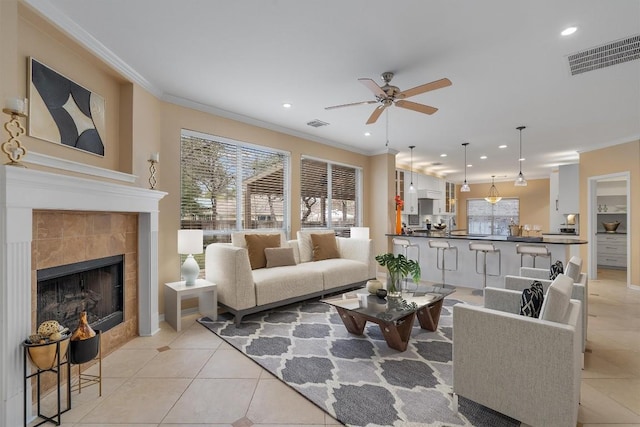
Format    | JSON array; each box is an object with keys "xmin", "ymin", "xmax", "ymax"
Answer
[
  {"xmin": 350, "ymin": 227, "xmax": 370, "ymax": 239},
  {"xmin": 178, "ymin": 230, "xmax": 203, "ymax": 254}
]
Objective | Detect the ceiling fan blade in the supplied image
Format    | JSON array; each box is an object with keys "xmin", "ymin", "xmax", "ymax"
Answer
[
  {"xmin": 366, "ymin": 105, "xmax": 386, "ymax": 124},
  {"xmin": 398, "ymin": 78, "xmax": 452, "ymax": 99},
  {"xmin": 325, "ymin": 100, "xmax": 377, "ymax": 110},
  {"xmin": 395, "ymin": 100, "xmax": 438, "ymax": 115},
  {"xmin": 358, "ymin": 78, "xmax": 387, "ymax": 98}
]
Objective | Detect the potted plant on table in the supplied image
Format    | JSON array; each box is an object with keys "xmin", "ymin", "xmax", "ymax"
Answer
[{"xmin": 375, "ymin": 253, "xmax": 421, "ymax": 297}]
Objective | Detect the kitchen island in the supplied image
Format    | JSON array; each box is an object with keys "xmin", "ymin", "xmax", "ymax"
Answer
[{"xmin": 386, "ymin": 231, "xmax": 587, "ymax": 289}]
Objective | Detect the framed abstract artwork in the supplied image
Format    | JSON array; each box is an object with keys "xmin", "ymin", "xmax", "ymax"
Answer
[{"xmin": 28, "ymin": 57, "xmax": 106, "ymax": 156}]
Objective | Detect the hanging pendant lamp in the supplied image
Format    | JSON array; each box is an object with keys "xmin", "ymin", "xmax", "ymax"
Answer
[
  {"xmin": 408, "ymin": 145, "xmax": 416, "ymax": 193},
  {"xmin": 514, "ymin": 125, "xmax": 528, "ymax": 186},
  {"xmin": 485, "ymin": 175, "xmax": 502, "ymax": 204},
  {"xmin": 461, "ymin": 142, "xmax": 471, "ymax": 192}
]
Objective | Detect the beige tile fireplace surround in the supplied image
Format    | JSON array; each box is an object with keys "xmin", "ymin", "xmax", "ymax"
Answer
[
  {"xmin": 31, "ymin": 210, "xmax": 139, "ymax": 394},
  {"xmin": 0, "ymin": 165, "xmax": 166, "ymax": 427}
]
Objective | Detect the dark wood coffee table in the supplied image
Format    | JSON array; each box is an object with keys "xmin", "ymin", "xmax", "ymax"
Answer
[{"xmin": 321, "ymin": 286, "xmax": 455, "ymax": 351}]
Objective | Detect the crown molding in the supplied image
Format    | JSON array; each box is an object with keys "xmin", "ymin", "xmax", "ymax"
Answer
[{"xmin": 23, "ymin": 0, "xmax": 162, "ymax": 98}]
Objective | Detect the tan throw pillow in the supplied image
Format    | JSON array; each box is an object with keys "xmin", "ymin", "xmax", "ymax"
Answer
[
  {"xmin": 310, "ymin": 233, "xmax": 340, "ymax": 261},
  {"xmin": 265, "ymin": 247, "xmax": 296, "ymax": 268},
  {"xmin": 245, "ymin": 234, "xmax": 281, "ymax": 269}
]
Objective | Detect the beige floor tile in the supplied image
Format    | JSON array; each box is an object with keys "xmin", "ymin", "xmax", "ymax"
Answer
[
  {"xmin": 581, "ymin": 424, "xmax": 640, "ymax": 427},
  {"xmin": 594, "ymin": 349, "xmax": 640, "ymax": 378},
  {"xmin": 170, "ymin": 323, "xmax": 224, "ymax": 349},
  {"xmin": 122, "ymin": 325, "xmax": 180, "ymax": 349},
  {"xmin": 160, "ymin": 424, "xmax": 229, "ymax": 427},
  {"xmin": 73, "ymin": 424, "xmax": 158, "ymax": 427},
  {"xmin": 80, "ymin": 378, "xmax": 191, "ymax": 424},
  {"xmin": 135, "ymin": 348, "xmax": 213, "ymax": 378},
  {"xmin": 246, "ymin": 378, "xmax": 326, "ymax": 425},
  {"xmin": 579, "ymin": 381, "xmax": 640, "ymax": 424},
  {"xmin": 162, "ymin": 378, "xmax": 257, "ymax": 424},
  {"xmin": 583, "ymin": 350, "xmax": 635, "ymax": 379},
  {"xmin": 100, "ymin": 348, "xmax": 159, "ymax": 377},
  {"xmin": 584, "ymin": 378, "xmax": 640, "ymax": 415},
  {"xmin": 588, "ymin": 330, "xmax": 640, "ymax": 351},
  {"xmin": 198, "ymin": 348, "xmax": 262, "ymax": 379}
]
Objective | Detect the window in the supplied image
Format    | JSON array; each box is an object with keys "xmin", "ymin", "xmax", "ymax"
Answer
[
  {"xmin": 467, "ymin": 198, "xmax": 519, "ymax": 236},
  {"xmin": 300, "ymin": 157, "xmax": 362, "ymax": 235},
  {"xmin": 180, "ymin": 129, "xmax": 289, "ymax": 246}
]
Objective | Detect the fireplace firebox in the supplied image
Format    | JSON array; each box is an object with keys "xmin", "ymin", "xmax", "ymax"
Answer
[{"xmin": 37, "ymin": 255, "xmax": 124, "ymax": 333}]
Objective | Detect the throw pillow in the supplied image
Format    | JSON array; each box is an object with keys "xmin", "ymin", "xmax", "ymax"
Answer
[
  {"xmin": 540, "ymin": 274, "xmax": 573, "ymax": 324},
  {"xmin": 245, "ymin": 234, "xmax": 281, "ymax": 270},
  {"xmin": 519, "ymin": 280, "xmax": 544, "ymax": 318},
  {"xmin": 549, "ymin": 260, "xmax": 564, "ymax": 280},
  {"xmin": 265, "ymin": 247, "xmax": 296, "ymax": 268},
  {"xmin": 297, "ymin": 230, "xmax": 335, "ymax": 263},
  {"xmin": 310, "ymin": 233, "xmax": 340, "ymax": 261},
  {"xmin": 565, "ymin": 257, "xmax": 582, "ymax": 282}
]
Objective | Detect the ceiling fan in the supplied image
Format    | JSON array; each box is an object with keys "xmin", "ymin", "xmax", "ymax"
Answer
[{"xmin": 325, "ymin": 72, "xmax": 452, "ymax": 124}]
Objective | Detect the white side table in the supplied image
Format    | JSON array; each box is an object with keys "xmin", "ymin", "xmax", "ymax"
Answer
[{"xmin": 164, "ymin": 279, "xmax": 217, "ymax": 331}]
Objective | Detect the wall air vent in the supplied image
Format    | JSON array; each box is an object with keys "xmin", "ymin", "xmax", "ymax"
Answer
[
  {"xmin": 306, "ymin": 119, "xmax": 329, "ymax": 128},
  {"xmin": 567, "ymin": 34, "xmax": 640, "ymax": 76}
]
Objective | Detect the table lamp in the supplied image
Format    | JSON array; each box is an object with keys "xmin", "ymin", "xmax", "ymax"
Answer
[
  {"xmin": 350, "ymin": 227, "xmax": 370, "ymax": 240},
  {"xmin": 178, "ymin": 229, "xmax": 203, "ymax": 286}
]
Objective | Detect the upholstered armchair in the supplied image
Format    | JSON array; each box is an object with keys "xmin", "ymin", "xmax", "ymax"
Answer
[
  {"xmin": 453, "ymin": 274, "xmax": 582, "ymax": 427},
  {"xmin": 509, "ymin": 255, "xmax": 588, "ymax": 351}
]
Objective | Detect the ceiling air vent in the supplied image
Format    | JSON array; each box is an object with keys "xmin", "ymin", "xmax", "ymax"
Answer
[
  {"xmin": 306, "ymin": 119, "xmax": 329, "ymax": 128},
  {"xmin": 567, "ymin": 34, "xmax": 640, "ymax": 76}
]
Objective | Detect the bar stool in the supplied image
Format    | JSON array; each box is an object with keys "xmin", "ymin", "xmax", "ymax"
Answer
[
  {"xmin": 516, "ymin": 244, "xmax": 551, "ymax": 268},
  {"xmin": 469, "ymin": 242, "xmax": 501, "ymax": 288},
  {"xmin": 428, "ymin": 240, "xmax": 458, "ymax": 287},
  {"xmin": 392, "ymin": 237, "xmax": 420, "ymax": 291}
]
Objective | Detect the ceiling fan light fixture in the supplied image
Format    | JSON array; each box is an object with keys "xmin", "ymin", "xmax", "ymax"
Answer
[
  {"xmin": 485, "ymin": 175, "xmax": 502, "ymax": 204},
  {"xmin": 461, "ymin": 142, "xmax": 471, "ymax": 192},
  {"xmin": 514, "ymin": 125, "xmax": 528, "ymax": 187}
]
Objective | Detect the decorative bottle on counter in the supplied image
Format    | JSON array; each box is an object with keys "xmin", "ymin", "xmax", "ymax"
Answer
[{"xmin": 70, "ymin": 311, "xmax": 96, "ymax": 341}]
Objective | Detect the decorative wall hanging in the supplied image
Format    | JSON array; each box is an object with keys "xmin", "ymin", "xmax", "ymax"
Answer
[{"xmin": 28, "ymin": 57, "xmax": 106, "ymax": 156}]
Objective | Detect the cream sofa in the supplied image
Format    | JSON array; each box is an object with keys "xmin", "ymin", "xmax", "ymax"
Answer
[{"xmin": 205, "ymin": 230, "xmax": 376, "ymax": 325}]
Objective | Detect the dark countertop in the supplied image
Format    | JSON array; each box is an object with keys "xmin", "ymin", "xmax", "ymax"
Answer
[
  {"xmin": 387, "ymin": 232, "xmax": 588, "ymax": 245},
  {"xmin": 596, "ymin": 232, "xmax": 627, "ymax": 235}
]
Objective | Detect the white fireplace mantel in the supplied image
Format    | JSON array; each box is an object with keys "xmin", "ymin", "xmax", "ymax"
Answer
[{"xmin": 0, "ymin": 165, "xmax": 167, "ymax": 427}]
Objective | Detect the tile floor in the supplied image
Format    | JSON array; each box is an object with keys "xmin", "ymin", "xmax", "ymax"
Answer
[{"xmin": 32, "ymin": 269, "xmax": 639, "ymax": 426}]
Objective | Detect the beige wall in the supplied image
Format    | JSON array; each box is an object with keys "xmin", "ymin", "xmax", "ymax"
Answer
[
  {"xmin": 579, "ymin": 140, "xmax": 640, "ymax": 286},
  {"xmin": 456, "ymin": 178, "xmax": 550, "ymax": 232}
]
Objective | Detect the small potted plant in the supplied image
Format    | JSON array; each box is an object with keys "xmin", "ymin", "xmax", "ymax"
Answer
[{"xmin": 375, "ymin": 253, "xmax": 421, "ymax": 297}]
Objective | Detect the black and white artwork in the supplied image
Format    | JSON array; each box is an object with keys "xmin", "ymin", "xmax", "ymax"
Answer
[{"xmin": 28, "ymin": 57, "xmax": 106, "ymax": 156}]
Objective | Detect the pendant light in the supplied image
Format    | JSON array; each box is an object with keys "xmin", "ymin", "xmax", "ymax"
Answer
[
  {"xmin": 408, "ymin": 145, "xmax": 416, "ymax": 193},
  {"xmin": 460, "ymin": 142, "xmax": 471, "ymax": 192},
  {"xmin": 514, "ymin": 125, "xmax": 527, "ymax": 186},
  {"xmin": 485, "ymin": 175, "xmax": 502, "ymax": 204}
]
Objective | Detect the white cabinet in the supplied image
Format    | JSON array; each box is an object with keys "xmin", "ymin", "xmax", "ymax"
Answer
[
  {"xmin": 597, "ymin": 233, "xmax": 627, "ymax": 268},
  {"xmin": 558, "ymin": 164, "xmax": 579, "ymax": 214},
  {"xmin": 549, "ymin": 170, "xmax": 564, "ymax": 232},
  {"xmin": 444, "ymin": 181, "xmax": 456, "ymax": 214}
]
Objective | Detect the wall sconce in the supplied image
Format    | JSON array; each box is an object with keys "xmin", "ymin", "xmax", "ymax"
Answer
[
  {"xmin": 148, "ymin": 152, "xmax": 159, "ymax": 189},
  {"xmin": 178, "ymin": 229, "xmax": 203, "ymax": 286},
  {"xmin": 2, "ymin": 97, "xmax": 28, "ymax": 167}
]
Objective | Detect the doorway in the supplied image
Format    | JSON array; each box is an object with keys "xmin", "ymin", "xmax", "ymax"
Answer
[{"xmin": 587, "ymin": 172, "xmax": 631, "ymax": 287}]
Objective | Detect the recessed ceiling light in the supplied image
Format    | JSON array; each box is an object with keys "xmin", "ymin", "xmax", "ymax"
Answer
[
  {"xmin": 364, "ymin": 132, "xmax": 371, "ymax": 136},
  {"xmin": 519, "ymin": 157, "xmax": 526, "ymax": 162},
  {"xmin": 467, "ymin": 164, "xmax": 473, "ymax": 167},
  {"xmin": 440, "ymin": 154, "xmax": 447, "ymax": 157},
  {"xmin": 561, "ymin": 26, "xmax": 577, "ymax": 36},
  {"xmin": 282, "ymin": 103, "xmax": 292, "ymax": 108},
  {"xmin": 499, "ymin": 144, "xmax": 507, "ymax": 149},
  {"xmin": 480, "ymin": 155, "xmax": 487, "ymax": 160}
]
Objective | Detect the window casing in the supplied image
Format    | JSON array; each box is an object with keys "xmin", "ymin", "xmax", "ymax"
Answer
[
  {"xmin": 180, "ymin": 129, "xmax": 290, "ymax": 247},
  {"xmin": 467, "ymin": 198, "xmax": 519, "ymax": 236},
  {"xmin": 300, "ymin": 157, "xmax": 362, "ymax": 235}
]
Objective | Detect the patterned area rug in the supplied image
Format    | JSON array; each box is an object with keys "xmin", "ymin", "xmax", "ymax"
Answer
[{"xmin": 198, "ymin": 298, "xmax": 519, "ymax": 427}]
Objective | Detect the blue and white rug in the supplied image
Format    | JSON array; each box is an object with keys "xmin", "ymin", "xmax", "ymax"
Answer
[{"xmin": 198, "ymin": 298, "xmax": 519, "ymax": 427}]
